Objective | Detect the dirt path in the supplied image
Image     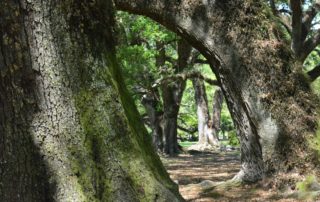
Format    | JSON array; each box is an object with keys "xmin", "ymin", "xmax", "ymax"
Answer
[{"xmin": 161, "ymin": 152, "xmax": 309, "ymax": 202}]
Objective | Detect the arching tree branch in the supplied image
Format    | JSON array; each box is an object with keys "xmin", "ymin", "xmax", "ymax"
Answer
[{"xmin": 301, "ymin": 30, "xmax": 320, "ymax": 61}]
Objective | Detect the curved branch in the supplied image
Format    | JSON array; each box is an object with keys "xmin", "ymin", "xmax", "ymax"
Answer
[
  {"xmin": 301, "ymin": 30, "xmax": 320, "ymax": 61},
  {"xmin": 114, "ymin": 0, "xmax": 222, "ymax": 67},
  {"xmin": 177, "ymin": 125, "xmax": 197, "ymax": 134},
  {"xmin": 307, "ymin": 64, "xmax": 320, "ymax": 82}
]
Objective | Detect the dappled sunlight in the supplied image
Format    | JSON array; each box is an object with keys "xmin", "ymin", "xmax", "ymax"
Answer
[
  {"xmin": 161, "ymin": 152, "xmax": 313, "ymax": 201},
  {"xmin": 161, "ymin": 152, "xmax": 241, "ymax": 201}
]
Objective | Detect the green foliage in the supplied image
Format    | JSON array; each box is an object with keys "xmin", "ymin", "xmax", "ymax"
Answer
[
  {"xmin": 296, "ymin": 175, "xmax": 317, "ymax": 192},
  {"xmin": 116, "ymin": 11, "xmax": 178, "ymax": 115},
  {"xmin": 178, "ymin": 80, "xmax": 197, "ymax": 139},
  {"xmin": 179, "ymin": 141, "xmax": 197, "ymax": 148},
  {"xmin": 304, "ymin": 49, "xmax": 320, "ymax": 71},
  {"xmin": 228, "ymin": 130, "xmax": 240, "ymax": 146},
  {"xmin": 116, "ymin": 12, "xmax": 236, "ymax": 144},
  {"xmin": 295, "ymin": 175, "xmax": 320, "ymax": 200},
  {"xmin": 304, "ymin": 48, "xmax": 320, "ymax": 96}
]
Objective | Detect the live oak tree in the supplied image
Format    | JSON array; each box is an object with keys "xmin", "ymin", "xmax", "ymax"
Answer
[
  {"xmin": 157, "ymin": 40, "xmax": 192, "ymax": 155},
  {"xmin": 116, "ymin": 13, "xmax": 168, "ymax": 152},
  {"xmin": 117, "ymin": 13, "xmax": 191, "ymax": 155},
  {"xmin": 0, "ymin": 0, "xmax": 183, "ymax": 201},
  {"xmin": 115, "ymin": 0, "xmax": 319, "ymax": 183},
  {"xmin": 117, "ymin": 12, "xmax": 228, "ymax": 154}
]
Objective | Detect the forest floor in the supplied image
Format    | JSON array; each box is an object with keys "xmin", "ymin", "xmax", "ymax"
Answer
[{"xmin": 161, "ymin": 151, "xmax": 311, "ymax": 202}]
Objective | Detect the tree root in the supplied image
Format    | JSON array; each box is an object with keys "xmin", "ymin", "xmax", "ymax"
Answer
[{"xmin": 199, "ymin": 178, "xmax": 243, "ymax": 191}]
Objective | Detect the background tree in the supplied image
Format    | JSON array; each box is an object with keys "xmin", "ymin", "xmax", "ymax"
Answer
[{"xmin": 116, "ymin": 12, "xmax": 235, "ymax": 154}]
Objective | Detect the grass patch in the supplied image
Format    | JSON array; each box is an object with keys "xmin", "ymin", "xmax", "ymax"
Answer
[{"xmin": 179, "ymin": 141, "xmax": 197, "ymax": 148}]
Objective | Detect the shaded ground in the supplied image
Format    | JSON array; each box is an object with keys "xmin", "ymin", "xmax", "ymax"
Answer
[{"xmin": 161, "ymin": 151, "xmax": 313, "ymax": 202}]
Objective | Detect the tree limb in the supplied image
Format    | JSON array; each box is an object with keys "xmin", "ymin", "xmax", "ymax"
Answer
[
  {"xmin": 177, "ymin": 125, "xmax": 197, "ymax": 134},
  {"xmin": 290, "ymin": 0, "xmax": 303, "ymax": 55},
  {"xmin": 307, "ymin": 64, "xmax": 320, "ymax": 82},
  {"xmin": 301, "ymin": 30, "xmax": 320, "ymax": 61}
]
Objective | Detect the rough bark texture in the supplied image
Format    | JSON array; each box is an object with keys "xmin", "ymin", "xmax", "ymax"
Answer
[
  {"xmin": 115, "ymin": 0, "xmax": 319, "ymax": 182},
  {"xmin": 0, "ymin": 1, "xmax": 183, "ymax": 201}
]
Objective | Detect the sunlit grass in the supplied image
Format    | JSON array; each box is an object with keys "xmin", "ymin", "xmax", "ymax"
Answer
[{"xmin": 179, "ymin": 141, "xmax": 197, "ymax": 148}]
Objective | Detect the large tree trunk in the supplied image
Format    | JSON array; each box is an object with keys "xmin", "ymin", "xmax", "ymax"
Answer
[
  {"xmin": 115, "ymin": 0, "xmax": 319, "ymax": 183},
  {"xmin": 0, "ymin": 1, "xmax": 183, "ymax": 201}
]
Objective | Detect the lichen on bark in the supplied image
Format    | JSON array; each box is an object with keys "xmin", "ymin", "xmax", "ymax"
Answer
[{"xmin": 0, "ymin": 0, "xmax": 183, "ymax": 201}]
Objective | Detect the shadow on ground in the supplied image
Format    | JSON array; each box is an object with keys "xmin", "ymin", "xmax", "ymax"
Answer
[{"xmin": 161, "ymin": 151, "xmax": 315, "ymax": 202}]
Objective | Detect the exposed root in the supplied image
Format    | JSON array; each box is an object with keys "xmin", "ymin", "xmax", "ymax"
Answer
[
  {"xmin": 187, "ymin": 143, "xmax": 219, "ymax": 152},
  {"xmin": 199, "ymin": 178, "xmax": 243, "ymax": 192}
]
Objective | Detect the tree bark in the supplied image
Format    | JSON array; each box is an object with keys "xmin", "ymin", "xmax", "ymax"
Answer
[
  {"xmin": 209, "ymin": 88, "xmax": 224, "ymax": 145},
  {"xmin": 141, "ymin": 91, "xmax": 164, "ymax": 152},
  {"xmin": 160, "ymin": 39, "xmax": 192, "ymax": 155},
  {"xmin": 0, "ymin": 1, "xmax": 183, "ymax": 201},
  {"xmin": 115, "ymin": 0, "xmax": 319, "ymax": 183},
  {"xmin": 190, "ymin": 78, "xmax": 220, "ymax": 150},
  {"xmin": 192, "ymin": 78, "xmax": 210, "ymax": 145},
  {"xmin": 161, "ymin": 81, "xmax": 186, "ymax": 155}
]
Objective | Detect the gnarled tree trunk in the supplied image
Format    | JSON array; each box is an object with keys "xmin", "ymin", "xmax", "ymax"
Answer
[
  {"xmin": 115, "ymin": 0, "xmax": 319, "ymax": 183},
  {"xmin": 0, "ymin": 1, "xmax": 182, "ymax": 201}
]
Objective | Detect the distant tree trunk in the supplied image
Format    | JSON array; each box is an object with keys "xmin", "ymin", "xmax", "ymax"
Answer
[
  {"xmin": 209, "ymin": 88, "xmax": 224, "ymax": 144},
  {"xmin": 160, "ymin": 39, "xmax": 192, "ymax": 155},
  {"xmin": 192, "ymin": 78, "xmax": 210, "ymax": 145},
  {"xmin": 191, "ymin": 78, "xmax": 220, "ymax": 150},
  {"xmin": 0, "ymin": 1, "xmax": 183, "ymax": 201},
  {"xmin": 141, "ymin": 91, "xmax": 164, "ymax": 151},
  {"xmin": 162, "ymin": 82, "xmax": 186, "ymax": 155},
  {"xmin": 115, "ymin": 0, "xmax": 319, "ymax": 183}
]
